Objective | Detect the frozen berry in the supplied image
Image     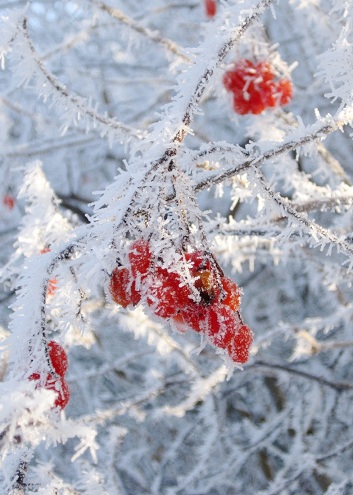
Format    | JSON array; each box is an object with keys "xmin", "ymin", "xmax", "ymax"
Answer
[
  {"xmin": 110, "ymin": 267, "xmax": 141, "ymax": 308},
  {"xmin": 48, "ymin": 341, "xmax": 68, "ymax": 376},
  {"xmin": 147, "ymin": 267, "xmax": 191, "ymax": 318},
  {"xmin": 220, "ymin": 277, "xmax": 241, "ymax": 311},
  {"xmin": 277, "ymin": 78, "xmax": 293, "ymax": 106},
  {"xmin": 194, "ymin": 270, "xmax": 218, "ymax": 304},
  {"xmin": 185, "ymin": 251, "xmax": 219, "ymax": 304},
  {"xmin": 185, "ymin": 251, "xmax": 212, "ymax": 272},
  {"xmin": 3, "ymin": 193, "xmax": 15, "ymax": 210},
  {"xmin": 129, "ymin": 240, "xmax": 152, "ymax": 278},
  {"xmin": 205, "ymin": 305, "xmax": 240, "ymax": 348},
  {"xmin": 174, "ymin": 305, "xmax": 209, "ymax": 333},
  {"xmin": 227, "ymin": 325, "xmax": 253, "ymax": 364},
  {"xmin": 204, "ymin": 0, "xmax": 216, "ymax": 17},
  {"xmin": 29, "ymin": 372, "xmax": 70, "ymax": 409},
  {"xmin": 223, "ymin": 59, "xmax": 292, "ymax": 115}
]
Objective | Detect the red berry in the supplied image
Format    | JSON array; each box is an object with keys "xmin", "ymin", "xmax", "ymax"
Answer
[
  {"xmin": 185, "ymin": 251, "xmax": 219, "ymax": 304},
  {"xmin": 224, "ymin": 59, "xmax": 292, "ymax": 114},
  {"xmin": 277, "ymin": 78, "xmax": 293, "ymax": 106},
  {"xmin": 110, "ymin": 267, "xmax": 141, "ymax": 308},
  {"xmin": 147, "ymin": 267, "xmax": 191, "ymax": 318},
  {"xmin": 257, "ymin": 61, "xmax": 275, "ymax": 83},
  {"xmin": 3, "ymin": 193, "xmax": 15, "ymax": 210},
  {"xmin": 227, "ymin": 325, "xmax": 253, "ymax": 364},
  {"xmin": 29, "ymin": 372, "xmax": 70, "ymax": 409},
  {"xmin": 174, "ymin": 305, "xmax": 209, "ymax": 332},
  {"xmin": 200, "ymin": 304, "xmax": 241, "ymax": 349},
  {"xmin": 204, "ymin": 0, "xmax": 216, "ymax": 17},
  {"xmin": 48, "ymin": 341, "xmax": 68, "ymax": 376},
  {"xmin": 220, "ymin": 278, "xmax": 241, "ymax": 311},
  {"xmin": 129, "ymin": 240, "xmax": 152, "ymax": 278},
  {"xmin": 171, "ymin": 313, "xmax": 189, "ymax": 332},
  {"xmin": 54, "ymin": 378, "xmax": 70, "ymax": 409},
  {"xmin": 194, "ymin": 269, "xmax": 218, "ymax": 304}
]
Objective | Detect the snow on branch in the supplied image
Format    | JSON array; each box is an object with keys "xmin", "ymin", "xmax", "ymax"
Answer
[
  {"xmin": 11, "ymin": 17, "xmax": 145, "ymax": 143},
  {"xmin": 143, "ymin": 0, "xmax": 274, "ymax": 153},
  {"xmin": 316, "ymin": 22, "xmax": 353, "ymax": 110},
  {"xmin": 0, "ymin": 7, "xmax": 24, "ymax": 69},
  {"xmin": 253, "ymin": 167, "xmax": 353, "ymax": 267},
  {"xmin": 193, "ymin": 110, "xmax": 353, "ymax": 193},
  {"xmin": 89, "ymin": 0, "xmax": 192, "ymax": 64}
]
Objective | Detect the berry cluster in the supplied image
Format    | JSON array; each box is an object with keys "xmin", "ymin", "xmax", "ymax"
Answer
[
  {"xmin": 110, "ymin": 241, "xmax": 253, "ymax": 364},
  {"xmin": 204, "ymin": 0, "xmax": 217, "ymax": 17},
  {"xmin": 29, "ymin": 341, "xmax": 70, "ymax": 410},
  {"xmin": 223, "ymin": 59, "xmax": 293, "ymax": 115}
]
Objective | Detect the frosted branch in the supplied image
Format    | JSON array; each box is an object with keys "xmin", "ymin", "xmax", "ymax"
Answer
[
  {"xmin": 194, "ymin": 120, "xmax": 337, "ymax": 192},
  {"xmin": 90, "ymin": 0, "xmax": 191, "ymax": 64},
  {"xmin": 20, "ymin": 17, "xmax": 145, "ymax": 142},
  {"xmin": 255, "ymin": 167, "xmax": 353, "ymax": 266},
  {"xmin": 249, "ymin": 361, "xmax": 353, "ymax": 392}
]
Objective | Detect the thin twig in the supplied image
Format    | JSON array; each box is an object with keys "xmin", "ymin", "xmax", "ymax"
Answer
[
  {"xmin": 90, "ymin": 0, "xmax": 191, "ymax": 64},
  {"xmin": 194, "ymin": 123, "xmax": 335, "ymax": 192},
  {"xmin": 249, "ymin": 360, "xmax": 353, "ymax": 392},
  {"xmin": 254, "ymin": 167, "xmax": 353, "ymax": 264},
  {"xmin": 21, "ymin": 18, "xmax": 144, "ymax": 141}
]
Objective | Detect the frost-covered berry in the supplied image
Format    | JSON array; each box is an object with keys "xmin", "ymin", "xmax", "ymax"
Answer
[
  {"xmin": 223, "ymin": 59, "xmax": 292, "ymax": 115},
  {"xmin": 29, "ymin": 372, "xmax": 70, "ymax": 410},
  {"xmin": 220, "ymin": 277, "xmax": 241, "ymax": 311},
  {"xmin": 227, "ymin": 325, "xmax": 253, "ymax": 364},
  {"xmin": 204, "ymin": 0, "xmax": 216, "ymax": 17},
  {"xmin": 174, "ymin": 305, "xmax": 209, "ymax": 333},
  {"xmin": 147, "ymin": 267, "xmax": 191, "ymax": 318},
  {"xmin": 48, "ymin": 340, "xmax": 68, "ymax": 377},
  {"xmin": 129, "ymin": 240, "xmax": 152, "ymax": 278},
  {"xmin": 276, "ymin": 78, "xmax": 293, "ymax": 106},
  {"xmin": 110, "ymin": 267, "xmax": 141, "ymax": 307},
  {"xmin": 205, "ymin": 305, "xmax": 239, "ymax": 349},
  {"xmin": 185, "ymin": 251, "xmax": 219, "ymax": 304},
  {"xmin": 3, "ymin": 193, "xmax": 15, "ymax": 210}
]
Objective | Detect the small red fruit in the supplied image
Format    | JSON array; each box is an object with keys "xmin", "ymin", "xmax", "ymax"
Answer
[
  {"xmin": 220, "ymin": 278, "xmax": 241, "ymax": 311},
  {"xmin": 147, "ymin": 267, "xmax": 192, "ymax": 318},
  {"xmin": 227, "ymin": 325, "xmax": 253, "ymax": 364},
  {"xmin": 3, "ymin": 193, "xmax": 15, "ymax": 210},
  {"xmin": 223, "ymin": 59, "xmax": 292, "ymax": 115},
  {"xmin": 110, "ymin": 267, "xmax": 141, "ymax": 308},
  {"xmin": 48, "ymin": 341, "xmax": 68, "ymax": 376},
  {"xmin": 174, "ymin": 305, "xmax": 209, "ymax": 333},
  {"xmin": 194, "ymin": 269, "xmax": 218, "ymax": 304},
  {"xmin": 205, "ymin": 305, "xmax": 240, "ymax": 348},
  {"xmin": 204, "ymin": 0, "xmax": 216, "ymax": 17},
  {"xmin": 29, "ymin": 372, "xmax": 70, "ymax": 409},
  {"xmin": 129, "ymin": 240, "xmax": 152, "ymax": 278},
  {"xmin": 185, "ymin": 251, "xmax": 220, "ymax": 304},
  {"xmin": 185, "ymin": 251, "xmax": 212, "ymax": 272},
  {"xmin": 277, "ymin": 78, "xmax": 293, "ymax": 106}
]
